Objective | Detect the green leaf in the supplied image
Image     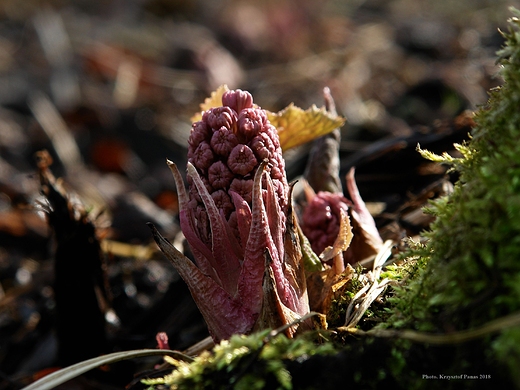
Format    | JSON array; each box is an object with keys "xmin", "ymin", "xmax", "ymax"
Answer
[
  {"xmin": 298, "ymin": 226, "xmax": 325, "ymax": 272},
  {"xmin": 21, "ymin": 349, "xmax": 192, "ymax": 390}
]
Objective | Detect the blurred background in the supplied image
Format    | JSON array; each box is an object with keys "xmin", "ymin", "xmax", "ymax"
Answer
[{"xmin": 0, "ymin": 0, "xmax": 518, "ymax": 388}]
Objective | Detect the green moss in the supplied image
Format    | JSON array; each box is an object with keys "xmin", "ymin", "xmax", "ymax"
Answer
[
  {"xmin": 326, "ymin": 268, "xmax": 364, "ymax": 327},
  {"xmin": 143, "ymin": 330, "xmax": 337, "ymax": 389},
  {"xmin": 491, "ymin": 327, "xmax": 520, "ymax": 387},
  {"xmin": 381, "ymin": 8, "xmax": 520, "ymax": 384}
]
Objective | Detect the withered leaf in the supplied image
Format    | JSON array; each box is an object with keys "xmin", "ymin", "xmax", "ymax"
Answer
[
  {"xmin": 306, "ymin": 265, "xmax": 355, "ymax": 315},
  {"xmin": 319, "ymin": 209, "xmax": 353, "ymax": 262},
  {"xmin": 266, "ymin": 103, "xmax": 345, "ymax": 151}
]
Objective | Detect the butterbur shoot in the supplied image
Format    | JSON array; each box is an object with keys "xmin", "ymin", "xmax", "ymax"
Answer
[
  {"xmin": 301, "ymin": 88, "xmax": 383, "ymax": 272},
  {"xmin": 150, "ymin": 89, "xmax": 310, "ymax": 342},
  {"xmin": 302, "ymin": 168, "xmax": 383, "ymax": 270}
]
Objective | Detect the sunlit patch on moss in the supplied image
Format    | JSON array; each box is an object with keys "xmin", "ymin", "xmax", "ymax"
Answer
[{"xmin": 142, "ymin": 329, "xmax": 337, "ymax": 389}]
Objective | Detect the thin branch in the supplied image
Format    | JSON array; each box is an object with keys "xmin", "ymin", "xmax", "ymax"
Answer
[{"xmin": 338, "ymin": 311, "xmax": 520, "ymax": 345}]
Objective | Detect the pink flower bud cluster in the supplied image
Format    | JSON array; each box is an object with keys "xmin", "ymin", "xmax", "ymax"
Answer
[
  {"xmin": 301, "ymin": 169, "xmax": 384, "ymax": 266},
  {"xmin": 187, "ymin": 90, "xmax": 288, "ymax": 243},
  {"xmin": 152, "ymin": 89, "xmax": 309, "ymax": 341},
  {"xmin": 301, "ymin": 191, "xmax": 350, "ymax": 256}
]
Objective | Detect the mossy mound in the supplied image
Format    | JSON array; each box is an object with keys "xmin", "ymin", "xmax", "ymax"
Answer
[{"xmin": 382, "ymin": 8, "xmax": 520, "ymax": 387}]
